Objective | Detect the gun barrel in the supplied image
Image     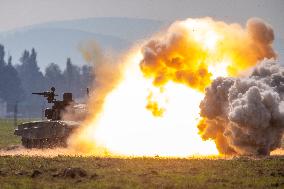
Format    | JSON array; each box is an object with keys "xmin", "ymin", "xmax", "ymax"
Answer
[{"xmin": 32, "ymin": 92, "xmax": 45, "ymax": 95}]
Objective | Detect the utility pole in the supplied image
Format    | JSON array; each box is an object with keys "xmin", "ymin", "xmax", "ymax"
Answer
[
  {"xmin": 41, "ymin": 100, "xmax": 46, "ymax": 120},
  {"xmin": 87, "ymin": 88, "xmax": 90, "ymax": 97},
  {"xmin": 14, "ymin": 101, "xmax": 18, "ymax": 127}
]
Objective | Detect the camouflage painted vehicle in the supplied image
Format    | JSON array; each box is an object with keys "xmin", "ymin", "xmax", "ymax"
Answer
[{"xmin": 14, "ymin": 87, "xmax": 87, "ymax": 148}]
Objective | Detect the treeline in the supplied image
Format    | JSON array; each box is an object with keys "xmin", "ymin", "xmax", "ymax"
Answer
[{"xmin": 0, "ymin": 44, "xmax": 93, "ymax": 117}]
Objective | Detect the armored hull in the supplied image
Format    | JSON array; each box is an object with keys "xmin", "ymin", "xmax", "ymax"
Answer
[{"xmin": 14, "ymin": 120, "xmax": 80, "ymax": 148}]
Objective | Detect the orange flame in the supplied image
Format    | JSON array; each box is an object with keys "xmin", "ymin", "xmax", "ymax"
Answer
[{"xmin": 69, "ymin": 17, "xmax": 275, "ymax": 157}]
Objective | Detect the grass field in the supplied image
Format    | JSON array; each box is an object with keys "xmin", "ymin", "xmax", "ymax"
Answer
[
  {"xmin": 0, "ymin": 119, "xmax": 21, "ymax": 148},
  {"xmin": 0, "ymin": 156, "xmax": 284, "ymax": 189},
  {"xmin": 0, "ymin": 119, "xmax": 284, "ymax": 189}
]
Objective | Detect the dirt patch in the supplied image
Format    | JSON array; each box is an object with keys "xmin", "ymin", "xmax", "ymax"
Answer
[
  {"xmin": 0, "ymin": 145, "xmax": 21, "ymax": 151},
  {"xmin": 207, "ymin": 178, "xmax": 229, "ymax": 183},
  {"xmin": 31, "ymin": 170, "xmax": 42, "ymax": 178},
  {"xmin": 15, "ymin": 170, "xmax": 29, "ymax": 176},
  {"xmin": 52, "ymin": 167, "xmax": 88, "ymax": 179},
  {"xmin": 0, "ymin": 170, "xmax": 7, "ymax": 177},
  {"xmin": 63, "ymin": 167, "xmax": 87, "ymax": 178}
]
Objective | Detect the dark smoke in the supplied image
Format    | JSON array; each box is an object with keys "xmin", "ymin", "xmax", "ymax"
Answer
[{"xmin": 199, "ymin": 60, "xmax": 284, "ymax": 155}]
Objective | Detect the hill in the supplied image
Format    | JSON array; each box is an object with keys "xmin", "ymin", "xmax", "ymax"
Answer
[
  {"xmin": 0, "ymin": 17, "xmax": 165, "ymax": 70},
  {"xmin": 0, "ymin": 28, "xmax": 129, "ymax": 70},
  {"xmin": 0, "ymin": 17, "xmax": 283, "ymax": 70}
]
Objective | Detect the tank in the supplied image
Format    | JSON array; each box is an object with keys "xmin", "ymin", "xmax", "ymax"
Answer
[{"xmin": 14, "ymin": 87, "xmax": 87, "ymax": 148}]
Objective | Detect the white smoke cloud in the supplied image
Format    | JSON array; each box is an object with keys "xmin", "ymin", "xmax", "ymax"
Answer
[{"xmin": 199, "ymin": 60, "xmax": 284, "ymax": 155}]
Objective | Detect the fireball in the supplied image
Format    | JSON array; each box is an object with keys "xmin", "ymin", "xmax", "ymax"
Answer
[{"xmin": 69, "ymin": 17, "xmax": 275, "ymax": 157}]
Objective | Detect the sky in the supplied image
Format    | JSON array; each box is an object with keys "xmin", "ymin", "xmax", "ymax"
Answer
[{"xmin": 0, "ymin": 0, "xmax": 284, "ymax": 38}]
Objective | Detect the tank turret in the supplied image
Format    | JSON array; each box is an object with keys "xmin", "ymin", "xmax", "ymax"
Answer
[{"xmin": 32, "ymin": 87, "xmax": 74, "ymax": 120}]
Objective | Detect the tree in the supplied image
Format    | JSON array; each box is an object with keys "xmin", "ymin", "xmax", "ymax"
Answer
[
  {"xmin": 0, "ymin": 44, "xmax": 24, "ymax": 108},
  {"xmin": 17, "ymin": 48, "xmax": 46, "ymax": 116},
  {"xmin": 45, "ymin": 63, "xmax": 64, "ymax": 94},
  {"xmin": 0, "ymin": 44, "xmax": 6, "ymax": 99},
  {"xmin": 17, "ymin": 48, "xmax": 46, "ymax": 92},
  {"xmin": 0, "ymin": 44, "xmax": 5, "ymax": 67},
  {"xmin": 63, "ymin": 58, "xmax": 82, "ymax": 97},
  {"xmin": 3, "ymin": 56, "xmax": 25, "ymax": 109},
  {"xmin": 81, "ymin": 65, "xmax": 93, "ymax": 91}
]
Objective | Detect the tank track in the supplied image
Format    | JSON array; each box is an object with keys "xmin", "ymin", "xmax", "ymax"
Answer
[{"xmin": 21, "ymin": 137, "xmax": 68, "ymax": 149}]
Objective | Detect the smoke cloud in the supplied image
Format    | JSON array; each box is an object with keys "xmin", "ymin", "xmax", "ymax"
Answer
[
  {"xmin": 199, "ymin": 60, "xmax": 284, "ymax": 155},
  {"xmin": 67, "ymin": 41, "xmax": 132, "ymax": 153}
]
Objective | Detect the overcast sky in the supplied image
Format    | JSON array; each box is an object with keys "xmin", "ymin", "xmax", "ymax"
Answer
[{"xmin": 1, "ymin": 0, "xmax": 284, "ymax": 37}]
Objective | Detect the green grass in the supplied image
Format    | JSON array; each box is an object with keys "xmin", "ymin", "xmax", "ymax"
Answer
[
  {"xmin": 0, "ymin": 119, "xmax": 21, "ymax": 148},
  {"xmin": 0, "ymin": 119, "xmax": 284, "ymax": 188},
  {"xmin": 0, "ymin": 118, "xmax": 40, "ymax": 148},
  {"xmin": 0, "ymin": 118, "xmax": 41, "ymax": 148},
  {"xmin": 0, "ymin": 156, "xmax": 283, "ymax": 189}
]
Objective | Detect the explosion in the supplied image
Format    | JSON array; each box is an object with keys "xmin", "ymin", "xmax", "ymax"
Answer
[{"xmin": 69, "ymin": 17, "xmax": 279, "ymax": 156}]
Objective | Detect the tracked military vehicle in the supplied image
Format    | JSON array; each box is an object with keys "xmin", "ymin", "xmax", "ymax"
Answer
[{"xmin": 14, "ymin": 87, "xmax": 87, "ymax": 148}]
